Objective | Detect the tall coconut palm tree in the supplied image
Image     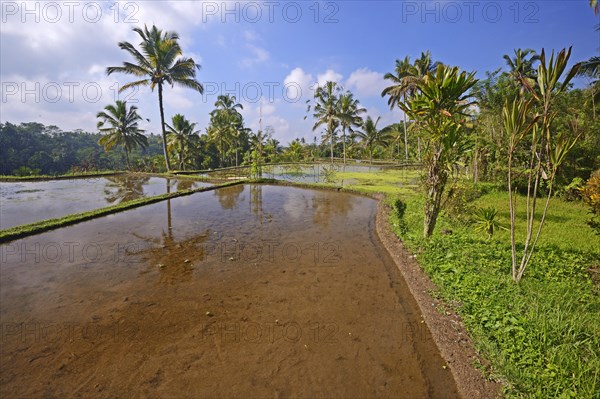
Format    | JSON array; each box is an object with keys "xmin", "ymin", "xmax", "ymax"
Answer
[
  {"xmin": 312, "ymin": 81, "xmax": 342, "ymax": 163},
  {"xmin": 97, "ymin": 100, "xmax": 148, "ymax": 170},
  {"xmin": 166, "ymin": 114, "xmax": 200, "ymax": 171},
  {"xmin": 382, "ymin": 51, "xmax": 439, "ymax": 160},
  {"xmin": 337, "ymin": 91, "xmax": 366, "ymax": 164},
  {"xmin": 355, "ymin": 116, "xmax": 391, "ymax": 164},
  {"xmin": 107, "ymin": 24, "xmax": 204, "ymax": 172}
]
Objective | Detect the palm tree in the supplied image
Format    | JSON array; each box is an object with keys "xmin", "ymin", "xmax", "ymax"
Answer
[
  {"xmin": 355, "ymin": 116, "xmax": 391, "ymax": 164},
  {"xmin": 312, "ymin": 81, "xmax": 342, "ymax": 163},
  {"xmin": 503, "ymin": 48, "xmax": 540, "ymax": 92},
  {"xmin": 97, "ymin": 100, "xmax": 148, "ymax": 169},
  {"xmin": 166, "ymin": 114, "xmax": 200, "ymax": 171},
  {"xmin": 382, "ymin": 51, "xmax": 438, "ymax": 160},
  {"xmin": 209, "ymin": 95, "xmax": 245, "ymax": 166},
  {"xmin": 107, "ymin": 24, "xmax": 204, "ymax": 172},
  {"xmin": 337, "ymin": 91, "xmax": 366, "ymax": 164}
]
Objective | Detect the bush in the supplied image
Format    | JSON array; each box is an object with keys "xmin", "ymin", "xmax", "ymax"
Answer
[
  {"xmin": 580, "ymin": 170, "xmax": 600, "ymax": 233},
  {"xmin": 392, "ymin": 198, "xmax": 408, "ymax": 234},
  {"xmin": 559, "ymin": 177, "xmax": 584, "ymax": 201},
  {"xmin": 443, "ymin": 180, "xmax": 495, "ymax": 223}
]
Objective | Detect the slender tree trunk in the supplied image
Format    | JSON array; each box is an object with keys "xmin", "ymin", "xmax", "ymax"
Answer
[
  {"xmin": 423, "ymin": 151, "xmax": 446, "ymax": 238},
  {"xmin": 403, "ymin": 107, "xmax": 409, "ymax": 160},
  {"xmin": 342, "ymin": 128, "xmax": 346, "ymax": 165},
  {"xmin": 158, "ymin": 83, "xmax": 171, "ymax": 172},
  {"xmin": 179, "ymin": 136, "xmax": 185, "ymax": 171},
  {"xmin": 330, "ymin": 130, "xmax": 334, "ymax": 164},
  {"xmin": 417, "ymin": 137, "xmax": 422, "ymax": 161},
  {"xmin": 125, "ymin": 147, "xmax": 131, "ymax": 170}
]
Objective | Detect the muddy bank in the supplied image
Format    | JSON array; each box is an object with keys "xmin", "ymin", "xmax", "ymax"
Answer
[
  {"xmin": 1, "ymin": 184, "xmax": 459, "ymax": 398},
  {"xmin": 374, "ymin": 197, "xmax": 501, "ymax": 398}
]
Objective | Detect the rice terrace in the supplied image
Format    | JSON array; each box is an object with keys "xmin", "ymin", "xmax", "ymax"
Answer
[{"xmin": 1, "ymin": 1, "xmax": 599, "ymax": 398}]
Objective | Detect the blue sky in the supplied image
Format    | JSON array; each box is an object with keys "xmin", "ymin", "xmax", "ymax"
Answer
[{"xmin": 1, "ymin": 1, "xmax": 598, "ymax": 145}]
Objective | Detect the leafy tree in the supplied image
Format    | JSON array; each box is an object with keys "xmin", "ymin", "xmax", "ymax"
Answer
[
  {"xmin": 97, "ymin": 101, "xmax": 148, "ymax": 170},
  {"xmin": 107, "ymin": 24, "xmax": 204, "ymax": 171},
  {"xmin": 165, "ymin": 114, "xmax": 200, "ymax": 171},
  {"xmin": 400, "ymin": 64, "xmax": 478, "ymax": 238}
]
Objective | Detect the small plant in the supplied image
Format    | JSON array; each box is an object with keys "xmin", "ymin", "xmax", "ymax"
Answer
[
  {"xmin": 392, "ymin": 198, "xmax": 409, "ymax": 234},
  {"xmin": 473, "ymin": 206, "xmax": 505, "ymax": 239},
  {"xmin": 393, "ymin": 198, "xmax": 407, "ymax": 219}
]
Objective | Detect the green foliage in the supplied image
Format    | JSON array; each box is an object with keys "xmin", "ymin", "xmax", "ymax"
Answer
[
  {"xmin": 472, "ymin": 206, "xmax": 505, "ymax": 239},
  {"xmin": 581, "ymin": 170, "xmax": 600, "ymax": 233},
  {"xmin": 391, "ymin": 193, "xmax": 600, "ymax": 398}
]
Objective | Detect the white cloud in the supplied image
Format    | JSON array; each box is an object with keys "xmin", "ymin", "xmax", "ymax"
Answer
[
  {"xmin": 283, "ymin": 67, "xmax": 314, "ymax": 102},
  {"xmin": 316, "ymin": 69, "xmax": 343, "ymax": 87},
  {"xmin": 243, "ymin": 30, "xmax": 258, "ymax": 42},
  {"xmin": 240, "ymin": 44, "xmax": 269, "ymax": 68},
  {"xmin": 346, "ymin": 68, "xmax": 387, "ymax": 98}
]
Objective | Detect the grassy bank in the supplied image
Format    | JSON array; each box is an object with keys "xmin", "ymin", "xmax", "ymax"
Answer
[
  {"xmin": 0, "ymin": 181, "xmax": 243, "ymax": 243},
  {"xmin": 0, "ymin": 170, "xmax": 125, "ymax": 181},
  {"xmin": 387, "ymin": 187, "xmax": 600, "ymax": 398}
]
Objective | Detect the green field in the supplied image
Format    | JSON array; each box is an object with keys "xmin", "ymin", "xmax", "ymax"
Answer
[{"xmin": 383, "ymin": 184, "xmax": 600, "ymax": 398}]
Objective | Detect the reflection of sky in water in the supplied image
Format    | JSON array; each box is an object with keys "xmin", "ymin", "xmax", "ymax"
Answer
[
  {"xmin": 202, "ymin": 164, "xmax": 387, "ymax": 184},
  {"xmin": 0, "ymin": 177, "xmax": 212, "ymax": 229}
]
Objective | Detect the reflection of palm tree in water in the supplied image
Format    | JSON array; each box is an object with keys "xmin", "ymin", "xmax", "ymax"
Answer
[
  {"xmin": 214, "ymin": 184, "xmax": 244, "ymax": 209},
  {"xmin": 104, "ymin": 175, "xmax": 150, "ymax": 203},
  {"xmin": 249, "ymin": 185, "xmax": 264, "ymax": 223},
  {"xmin": 132, "ymin": 196, "xmax": 212, "ymax": 285}
]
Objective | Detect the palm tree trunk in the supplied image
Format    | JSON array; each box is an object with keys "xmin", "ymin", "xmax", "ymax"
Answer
[
  {"xmin": 342, "ymin": 128, "xmax": 347, "ymax": 165},
  {"xmin": 125, "ymin": 147, "xmax": 131, "ymax": 170},
  {"xmin": 158, "ymin": 83, "xmax": 171, "ymax": 172},
  {"xmin": 330, "ymin": 130, "xmax": 334, "ymax": 164},
  {"xmin": 403, "ymin": 112, "xmax": 409, "ymax": 160},
  {"xmin": 179, "ymin": 136, "xmax": 184, "ymax": 170}
]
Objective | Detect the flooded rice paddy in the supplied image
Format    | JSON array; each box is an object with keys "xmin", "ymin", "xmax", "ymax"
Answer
[
  {"xmin": 0, "ymin": 175, "xmax": 212, "ymax": 229},
  {"xmin": 200, "ymin": 163, "xmax": 390, "ymax": 184},
  {"xmin": 0, "ymin": 184, "xmax": 457, "ymax": 397}
]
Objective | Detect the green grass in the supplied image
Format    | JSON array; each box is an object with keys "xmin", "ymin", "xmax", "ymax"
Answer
[
  {"xmin": 390, "ymin": 188, "xmax": 600, "ymax": 398},
  {"xmin": 0, "ymin": 181, "xmax": 243, "ymax": 243},
  {"xmin": 336, "ymin": 168, "xmax": 421, "ymax": 195}
]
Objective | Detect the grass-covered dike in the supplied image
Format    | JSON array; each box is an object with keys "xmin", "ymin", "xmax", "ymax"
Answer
[{"xmin": 0, "ymin": 180, "xmax": 243, "ymax": 243}]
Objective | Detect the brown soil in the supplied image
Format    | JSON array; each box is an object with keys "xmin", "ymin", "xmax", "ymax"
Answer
[{"xmin": 374, "ymin": 196, "xmax": 502, "ymax": 399}]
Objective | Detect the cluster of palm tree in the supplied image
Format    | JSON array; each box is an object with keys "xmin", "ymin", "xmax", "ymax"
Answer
[
  {"xmin": 309, "ymin": 81, "xmax": 401, "ymax": 164},
  {"xmin": 207, "ymin": 95, "xmax": 250, "ymax": 167},
  {"xmin": 381, "ymin": 51, "xmax": 439, "ymax": 160}
]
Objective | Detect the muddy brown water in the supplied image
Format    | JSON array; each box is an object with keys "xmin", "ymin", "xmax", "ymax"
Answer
[
  {"xmin": 0, "ymin": 184, "xmax": 459, "ymax": 398},
  {"xmin": 0, "ymin": 175, "xmax": 213, "ymax": 229}
]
